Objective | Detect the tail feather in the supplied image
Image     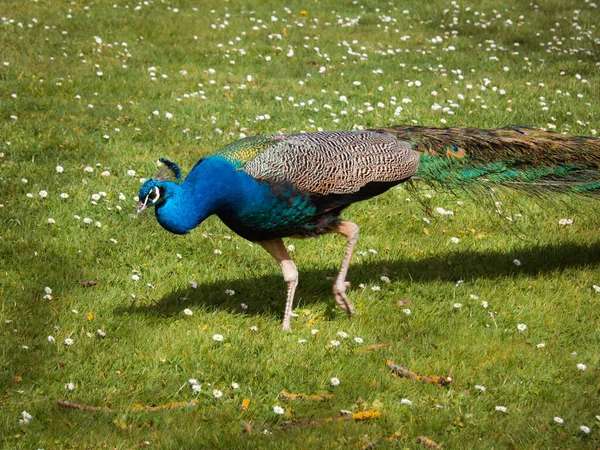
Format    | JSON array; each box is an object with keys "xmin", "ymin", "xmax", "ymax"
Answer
[{"xmin": 370, "ymin": 125, "xmax": 600, "ymax": 197}]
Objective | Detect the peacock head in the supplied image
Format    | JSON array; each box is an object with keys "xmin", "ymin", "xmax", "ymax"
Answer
[
  {"xmin": 136, "ymin": 180, "xmax": 166, "ymax": 217},
  {"xmin": 136, "ymin": 158, "xmax": 182, "ymax": 217}
]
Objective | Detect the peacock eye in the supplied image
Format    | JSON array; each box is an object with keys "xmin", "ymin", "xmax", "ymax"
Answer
[
  {"xmin": 447, "ymin": 145, "xmax": 466, "ymax": 158},
  {"xmin": 148, "ymin": 186, "xmax": 161, "ymax": 203}
]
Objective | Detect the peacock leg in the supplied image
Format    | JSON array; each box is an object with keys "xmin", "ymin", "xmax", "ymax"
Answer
[
  {"xmin": 329, "ymin": 220, "xmax": 359, "ymax": 316},
  {"xmin": 258, "ymin": 239, "xmax": 299, "ymax": 331}
]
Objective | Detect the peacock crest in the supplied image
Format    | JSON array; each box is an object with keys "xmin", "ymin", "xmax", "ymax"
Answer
[{"xmin": 153, "ymin": 158, "xmax": 182, "ymax": 183}]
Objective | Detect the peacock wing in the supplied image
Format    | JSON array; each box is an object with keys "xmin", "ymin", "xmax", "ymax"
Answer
[{"xmin": 241, "ymin": 131, "xmax": 420, "ymax": 195}]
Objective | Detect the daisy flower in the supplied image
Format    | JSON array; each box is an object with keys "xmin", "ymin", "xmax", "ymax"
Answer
[
  {"xmin": 517, "ymin": 323, "xmax": 527, "ymax": 332},
  {"xmin": 183, "ymin": 308, "xmax": 193, "ymax": 316},
  {"xmin": 212, "ymin": 334, "xmax": 224, "ymax": 342},
  {"xmin": 576, "ymin": 363, "xmax": 587, "ymax": 371},
  {"xmin": 212, "ymin": 389, "xmax": 223, "ymax": 398},
  {"xmin": 353, "ymin": 337, "xmax": 364, "ymax": 344},
  {"xmin": 495, "ymin": 406, "xmax": 507, "ymax": 413},
  {"xmin": 401, "ymin": 398, "xmax": 412, "ymax": 406},
  {"xmin": 19, "ymin": 411, "xmax": 32, "ymax": 425},
  {"xmin": 553, "ymin": 416, "xmax": 564, "ymax": 424},
  {"xmin": 273, "ymin": 405, "xmax": 284, "ymax": 415},
  {"xmin": 64, "ymin": 338, "xmax": 74, "ymax": 346},
  {"xmin": 330, "ymin": 377, "xmax": 340, "ymax": 386}
]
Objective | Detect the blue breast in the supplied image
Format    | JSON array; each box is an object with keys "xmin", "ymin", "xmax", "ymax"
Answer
[{"xmin": 155, "ymin": 156, "xmax": 319, "ymax": 240}]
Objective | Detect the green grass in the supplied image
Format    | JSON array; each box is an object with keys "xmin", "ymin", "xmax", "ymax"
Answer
[{"xmin": 1, "ymin": 0, "xmax": 599, "ymax": 448}]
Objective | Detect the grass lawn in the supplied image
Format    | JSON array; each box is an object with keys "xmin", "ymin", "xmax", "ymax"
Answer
[{"xmin": 1, "ymin": 0, "xmax": 599, "ymax": 448}]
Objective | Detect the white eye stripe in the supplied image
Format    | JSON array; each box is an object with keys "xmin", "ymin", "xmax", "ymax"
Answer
[{"xmin": 151, "ymin": 186, "xmax": 161, "ymax": 203}]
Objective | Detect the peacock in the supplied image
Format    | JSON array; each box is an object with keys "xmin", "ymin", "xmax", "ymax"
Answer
[{"xmin": 136, "ymin": 125, "xmax": 600, "ymax": 330}]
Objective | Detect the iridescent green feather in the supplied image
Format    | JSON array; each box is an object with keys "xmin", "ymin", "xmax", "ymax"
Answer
[
  {"xmin": 371, "ymin": 125, "xmax": 600, "ymax": 197},
  {"xmin": 213, "ymin": 135, "xmax": 277, "ymax": 168}
]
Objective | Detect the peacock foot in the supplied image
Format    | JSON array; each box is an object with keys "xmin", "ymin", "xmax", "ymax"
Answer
[{"xmin": 332, "ymin": 282, "xmax": 355, "ymax": 317}]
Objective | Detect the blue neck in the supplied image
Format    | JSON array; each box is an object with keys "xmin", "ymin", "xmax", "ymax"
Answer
[{"xmin": 154, "ymin": 157, "xmax": 268, "ymax": 235}]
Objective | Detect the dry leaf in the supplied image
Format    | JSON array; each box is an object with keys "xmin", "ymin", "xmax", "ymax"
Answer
[
  {"xmin": 363, "ymin": 343, "xmax": 391, "ymax": 350},
  {"xmin": 418, "ymin": 436, "xmax": 441, "ymax": 449},
  {"xmin": 241, "ymin": 398, "xmax": 250, "ymax": 411}
]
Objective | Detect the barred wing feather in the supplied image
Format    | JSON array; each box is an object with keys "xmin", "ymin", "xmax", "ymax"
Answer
[{"xmin": 242, "ymin": 131, "xmax": 420, "ymax": 195}]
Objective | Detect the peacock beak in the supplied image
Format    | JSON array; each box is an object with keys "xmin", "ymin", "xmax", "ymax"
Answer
[{"xmin": 136, "ymin": 200, "xmax": 148, "ymax": 218}]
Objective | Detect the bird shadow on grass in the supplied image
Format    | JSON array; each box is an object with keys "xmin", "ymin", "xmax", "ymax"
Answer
[{"xmin": 116, "ymin": 241, "xmax": 600, "ymax": 322}]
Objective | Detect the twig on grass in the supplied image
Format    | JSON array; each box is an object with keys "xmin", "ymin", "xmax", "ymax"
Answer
[
  {"xmin": 280, "ymin": 410, "xmax": 380, "ymax": 427},
  {"xmin": 278, "ymin": 390, "xmax": 333, "ymax": 401},
  {"xmin": 57, "ymin": 400, "xmax": 113, "ymax": 413},
  {"xmin": 386, "ymin": 360, "xmax": 453, "ymax": 386},
  {"xmin": 57, "ymin": 399, "xmax": 198, "ymax": 413}
]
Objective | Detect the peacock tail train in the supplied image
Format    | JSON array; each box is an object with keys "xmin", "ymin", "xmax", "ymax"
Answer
[{"xmin": 371, "ymin": 125, "xmax": 600, "ymax": 197}]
